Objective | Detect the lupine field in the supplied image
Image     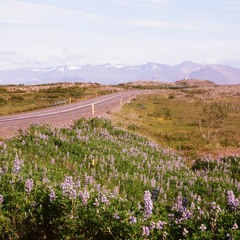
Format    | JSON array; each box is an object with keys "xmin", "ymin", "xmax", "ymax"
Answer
[{"xmin": 0, "ymin": 118, "xmax": 239, "ymax": 239}]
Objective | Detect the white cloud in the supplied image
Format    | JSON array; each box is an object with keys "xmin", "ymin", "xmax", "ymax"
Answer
[
  {"xmin": 113, "ymin": 0, "xmax": 165, "ymax": 6},
  {"xmin": 122, "ymin": 19, "xmax": 240, "ymax": 31},
  {"xmin": 0, "ymin": 0, "xmax": 99, "ymax": 25}
]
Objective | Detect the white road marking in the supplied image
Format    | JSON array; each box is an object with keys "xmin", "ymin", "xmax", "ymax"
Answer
[{"xmin": 0, "ymin": 92, "xmax": 132, "ymax": 122}]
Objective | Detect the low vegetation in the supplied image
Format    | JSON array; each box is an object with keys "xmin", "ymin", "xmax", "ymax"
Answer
[
  {"xmin": 114, "ymin": 89, "xmax": 240, "ymax": 158},
  {"xmin": 0, "ymin": 118, "xmax": 239, "ymax": 239},
  {"xmin": 0, "ymin": 83, "xmax": 116, "ymax": 116}
]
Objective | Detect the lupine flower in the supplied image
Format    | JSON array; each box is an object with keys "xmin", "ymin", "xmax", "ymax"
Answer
[
  {"xmin": 142, "ymin": 226, "xmax": 150, "ymax": 237},
  {"xmin": 232, "ymin": 223, "xmax": 238, "ymax": 230},
  {"xmin": 13, "ymin": 156, "xmax": 22, "ymax": 174},
  {"xmin": 113, "ymin": 213, "xmax": 120, "ymax": 219},
  {"xmin": 61, "ymin": 176, "xmax": 75, "ymax": 198},
  {"xmin": 227, "ymin": 190, "xmax": 239, "ymax": 211},
  {"xmin": 49, "ymin": 189, "xmax": 56, "ymax": 202},
  {"xmin": 25, "ymin": 178, "xmax": 34, "ymax": 193},
  {"xmin": 79, "ymin": 189, "xmax": 90, "ymax": 205},
  {"xmin": 129, "ymin": 215, "xmax": 137, "ymax": 224},
  {"xmin": 0, "ymin": 194, "xmax": 3, "ymax": 204},
  {"xmin": 93, "ymin": 198, "xmax": 100, "ymax": 207},
  {"xmin": 149, "ymin": 221, "xmax": 156, "ymax": 230},
  {"xmin": 100, "ymin": 194, "xmax": 109, "ymax": 205},
  {"xmin": 200, "ymin": 224, "xmax": 207, "ymax": 231},
  {"xmin": 42, "ymin": 177, "xmax": 50, "ymax": 184},
  {"xmin": 69, "ymin": 189, "xmax": 77, "ymax": 199},
  {"xmin": 144, "ymin": 190, "xmax": 153, "ymax": 219},
  {"xmin": 0, "ymin": 166, "xmax": 8, "ymax": 175},
  {"xmin": 156, "ymin": 220, "xmax": 166, "ymax": 230}
]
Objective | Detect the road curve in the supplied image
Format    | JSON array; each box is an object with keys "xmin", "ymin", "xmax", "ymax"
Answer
[{"xmin": 0, "ymin": 90, "xmax": 152, "ymax": 138}]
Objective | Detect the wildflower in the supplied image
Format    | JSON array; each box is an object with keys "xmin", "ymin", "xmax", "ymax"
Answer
[
  {"xmin": 79, "ymin": 189, "xmax": 90, "ymax": 205},
  {"xmin": 25, "ymin": 178, "xmax": 34, "ymax": 193},
  {"xmin": 144, "ymin": 190, "xmax": 153, "ymax": 219},
  {"xmin": 183, "ymin": 228, "xmax": 188, "ymax": 236},
  {"xmin": 0, "ymin": 166, "xmax": 8, "ymax": 175},
  {"xmin": 156, "ymin": 220, "xmax": 166, "ymax": 230},
  {"xmin": 42, "ymin": 177, "xmax": 50, "ymax": 184},
  {"xmin": 0, "ymin": 194, "xmax": 3, "ymax": 204},
  {"xmin": 13, "ymin": 155, "xmax": 22, "ymax": 174},
  {"xmin": 227, "ymin": 190, "xmax": 239, "ymax": 211},
  {"xmin": 61, "ymin": 176, "xmax": 75, "ymax": 198},
  {"xmin": 100, "ymin": 193, "xmax": 109, "ymax": 205},
  {"xmin": 49, "ymin": 189, "xmax": 56, "ymax": 202},
  {"xmin": 149, "ymin": 221, "xmax": 156, "ymax": 230},
  {"xmin": 232, "ymin": 223, "xmax": 238, "ymax": 230},
  {"xmin": 113, "ymin": 213, "xmax": 120, "ymax": 219},
  {"xmin": 200, "ymin": 224, "xmax": 207, "ymax": 231},
  {"xmin": 142, "ymin": 226, "xmax": 150, "ymax": 237},
  {"xmin": 93, "ymin": 198, "xmax": 100, "ymax": 207},
  {"xmin": 129, "ymin": 215, "xmax": 137, "ymax": 224}
]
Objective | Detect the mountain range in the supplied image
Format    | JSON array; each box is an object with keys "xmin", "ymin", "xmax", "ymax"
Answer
[{"xmin": 0, "ymin": 61, "xmax": 239, "ymax": 85}]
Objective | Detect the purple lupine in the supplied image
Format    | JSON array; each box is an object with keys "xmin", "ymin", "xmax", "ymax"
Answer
[
  {"xmin": 227, "ymin": 190, "xmax": 239, "ymax": 211},
  {"xmin": 113, "ymin": 213, "xmax": 120, "ymax": 219},
  {"xmin": 0, "ymin": 166, "xmax": 8, "ymax": 175},
  {"xmin": 42, "ymin": 177, "xmax": 50, "ymax": 184},
  {"xmin": 49, "ymin": 189, "xmax": 56, "ymax": 202},
  {"xmin": 79, "ymin": 189, "xmax": 90, "ymax": 205},
  {"xmin": 93, "ymin": 198, "xmax": 100, "ymax": 207},
  {"xmin": 149, "ymin": 221, "xmax": 156, "ymax": 230},
  {"xmin": 13, "ymin": 156, "xmax": 22, "ymax": 174},
  {"xmin": 100, "ymin": 193, "xmax": 109, "ymax": 205},
  {"xmin": 129, "ymin": 215, "xmax": 137, "ymax": 224},
  {"xmin": 232, "ymin": 223, "xmax": 238, "ymax": 230},
  {"xmin": 69, "ymin": 189, "xmax": 77, "ymax": 199},
  {"xmin": 200, "ymin": 224, "xmax": 207, "ymax": 231},
  {"xmin": 156, "ymin": 220, "xmax": 166, "ymax": 230},
  {"xmin": 25, "ymin": 178, "xmax": 34, "ymax": 193},
  {"xmin": 142, "ymin": 226, "xmax": 150, "ymax": 237},
  {"xmin": 0, "ymin": 194, "xmax": 3, "ymax": 204},
  {"xmin": 144, "ymin": 190, "xmax": 153, "ymax": 219},
  {"xmin": 76, "ymin": 181, "xmax": 81, "ymax": 189},
  {"xmin": 61, "ymin": 176, "xmax": 74, "ymax": 197}
]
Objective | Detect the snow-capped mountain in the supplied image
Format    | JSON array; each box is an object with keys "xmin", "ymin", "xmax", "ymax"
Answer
[{"xmin": 0, "ymin": 61, "xmax": 239, "ymax": 85}]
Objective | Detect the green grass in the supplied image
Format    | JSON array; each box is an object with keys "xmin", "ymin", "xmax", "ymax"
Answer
[
  {"xmin": 114, "ymin": 93, "xmax": 240, "ymax": 158},
  {"xmin": 0, "ymin": 83, "xmax": 116, "ymax": 116}
]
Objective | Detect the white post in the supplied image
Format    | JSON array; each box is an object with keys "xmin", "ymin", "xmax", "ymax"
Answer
[
  {"xmin": 120, "ymin": 99, "xmax": 123, "ymax": 105},
  {"xmin": 92, "ymin": 103, "xmax": 95, "ymax": 115}
]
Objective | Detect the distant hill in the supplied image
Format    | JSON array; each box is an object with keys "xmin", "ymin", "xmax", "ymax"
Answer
[
  {"xmin": 0, "ymin": 61, "xmax": 239, "ymax": 85},
  {"xmin": 175, "ymin": 79, "xmax": 216, "ymax": 87}
]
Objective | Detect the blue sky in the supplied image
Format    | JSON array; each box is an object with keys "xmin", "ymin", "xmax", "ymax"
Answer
[{"xmin": 0, "ymin": 0, "xmax": 240, "ymax": 69}]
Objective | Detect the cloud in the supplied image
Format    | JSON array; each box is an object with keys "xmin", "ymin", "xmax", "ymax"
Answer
[
  {"xmin": 0, "ymin": 0, "xmax": 99, "ymax": 25},
  {"xmin": 113, "ymin": 0, "xmax": 166, "ymax": 6},
  {"xmin": 122, "ymin": 19, "xmax": 240, "ymax": 31}
]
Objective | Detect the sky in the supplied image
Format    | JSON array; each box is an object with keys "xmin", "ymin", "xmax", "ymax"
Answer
[{"xmin": 0, "ymin": 0, "xmax": 240, "ymax": 69}]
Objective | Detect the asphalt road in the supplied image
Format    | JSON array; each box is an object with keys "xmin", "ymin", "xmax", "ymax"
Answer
[{"xmin": 0, "ymin": 90, "xmax": 152, "ymax": 138}]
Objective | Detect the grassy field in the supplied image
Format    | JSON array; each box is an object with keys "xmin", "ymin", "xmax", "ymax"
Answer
[
  {"xmin": 113, "ymin": 88, "xmax": 240, "ymax": 158},
  {"xmin": 0, "ymin": 83, "xmax": 116, "ymax": 116},
  {"xmin": 0, "ymin": 118, "xmax": 239, "ymax": 239}
]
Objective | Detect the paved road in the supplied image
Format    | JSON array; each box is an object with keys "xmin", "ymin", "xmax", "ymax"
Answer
[{"xmin": 0, "ymin": 90, "xmax": 152, "ymax": 138}]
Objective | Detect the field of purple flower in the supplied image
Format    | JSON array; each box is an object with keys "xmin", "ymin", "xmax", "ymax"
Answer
[{"xmin": 0, "ymin": 118, "xmax": 239, "ymax": 239}]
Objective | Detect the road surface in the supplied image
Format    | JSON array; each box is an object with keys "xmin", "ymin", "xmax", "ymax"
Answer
[{"xmin": 0, "ymin": 90, "xmax": 152, "ymax": 138}]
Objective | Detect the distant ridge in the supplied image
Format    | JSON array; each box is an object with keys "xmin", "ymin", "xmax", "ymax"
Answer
[{"xmin": 0, "ymin": 61, "xmax": 239, "ymax": 85}]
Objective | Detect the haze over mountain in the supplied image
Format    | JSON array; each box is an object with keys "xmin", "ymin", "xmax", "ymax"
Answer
[{"xmin": 0, "ymin": 61, "xmax": 239, "ymax": 85}]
